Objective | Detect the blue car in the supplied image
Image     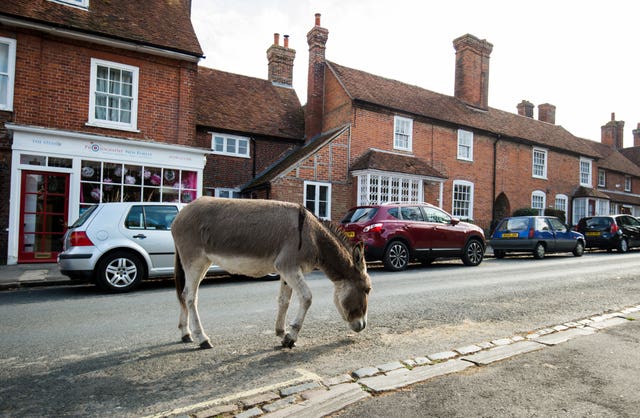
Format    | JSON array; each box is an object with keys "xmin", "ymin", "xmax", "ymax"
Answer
[{"xmin": 490, "ymin": 216, "xmax": 585, "ymax": 259}]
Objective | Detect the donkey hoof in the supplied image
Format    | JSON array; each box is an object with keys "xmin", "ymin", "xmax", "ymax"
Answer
[
  {"xmin": 281, "ymin": 334, "xmax": 296, "ymax": 349},
  {"xmin": 199, "ymin": 340, "xmax": 214, "ymax": 349},
  {"xmin": 181, "ymin": 335, "xmax": 193, "ymax": 343}
]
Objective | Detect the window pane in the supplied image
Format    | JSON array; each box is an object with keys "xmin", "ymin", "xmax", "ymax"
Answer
[
  {"xmin": 0, "ymin": 43, "xmax": 8, "ymax": 72},
  {"xmin": 226, "ymin": 138, "xmax": 236, "ymax": 153}
]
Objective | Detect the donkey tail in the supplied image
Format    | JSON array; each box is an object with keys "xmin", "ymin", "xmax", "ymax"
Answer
[{"xmin": 174, "ymin": 248, "xmax": 186, "ymax": 306}]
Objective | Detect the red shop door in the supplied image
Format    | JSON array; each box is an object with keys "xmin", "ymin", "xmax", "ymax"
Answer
[{"xmin": 18, "ymin": 171, "xmax": 70, "ymax": 263}]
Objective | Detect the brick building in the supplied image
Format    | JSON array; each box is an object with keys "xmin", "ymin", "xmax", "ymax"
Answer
[
  {"xmin": 195, "ymin": 33, "xmax": 304, "ymax": 198},
  {"xmin": 242, "ymin": 14, "xmax": 640, "ymax": 230},
  {"xmin": 0, "ymin": 0, "xmax": 206, "ymax": 264}
]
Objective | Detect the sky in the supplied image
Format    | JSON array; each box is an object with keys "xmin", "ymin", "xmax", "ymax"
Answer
[{"xmin": 191, "ymin": 0, "xmax": 639, "ymax": 147}]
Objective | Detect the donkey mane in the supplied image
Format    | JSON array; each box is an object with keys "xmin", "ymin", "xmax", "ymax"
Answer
[{"xmin": 319, "ymin": 219, "xmax": 355, "ymax": 252}]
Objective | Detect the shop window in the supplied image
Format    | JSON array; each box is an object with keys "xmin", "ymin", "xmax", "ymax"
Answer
[
  {"xmin": 80, "ymin": 160, "xmax": 197, "ymax": 212},
  {"xmin": 88, "ymin": 58, "xmax": 139, "ymax": 131}
]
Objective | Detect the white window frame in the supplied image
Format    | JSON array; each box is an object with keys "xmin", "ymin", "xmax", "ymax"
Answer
[
  {"xmin": 211, "ymin": 133, "xmax": 250, "ymax": 158},
  {"xmin": 532, "ymin": 147, "xmax": 548, "ymax": 179},
  {"xmin": 0, "ymin": 36, "xmax": 17, "ymax": 111},
  {"xmin": 49, "ymin": 0, "xmax": 89, "ymax": 9},
  {"xmin": 579, "ymin": 157, "xmax": 592, "ymax": 187},
  {"xmin": 598, "ymin": 169, "xmax": 606, "ymax": 187},
  {"xmin": 625, "ymin": 176, "xmax": 632, "ymax": 192},
  {"xmin": 457, "ymin": 129, "xmax": 474, "ymax": 161},
  {"xmin": 452, "ymin": 180, "xmax": 474, "ymax": 220},
  {"xmin": 304, "ymin": 181, "xmax": 331, "ymax": 220},
  {"xmin": 554, "ymin": 194, "xmax": 568, "ymax": 220},
  {"xmin": 88, "ymin": 58, "xmax": 139, "ymax": 131},
  {"xmin": 215, "ymin": 188, "xmax": 240, "ymax": 198},
  {"xmin": 355, "ymin": 171, "xmax": 425, "ymax": 205},
  {"xmin": 531, "ymin": 190, "xmax": 546, "ymax": 215},
  {"xmin": 393, "ymin": 116, "xmax": 413, "ymax": 152}
]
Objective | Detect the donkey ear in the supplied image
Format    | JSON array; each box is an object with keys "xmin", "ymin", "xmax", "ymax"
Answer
[{"xmin": 353, "ymin": 242, "xmax": 366, "ymax": 269}]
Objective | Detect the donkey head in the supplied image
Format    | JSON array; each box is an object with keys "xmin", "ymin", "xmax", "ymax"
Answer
[{"xmin": 334, "ymin": 242, "xmax": 371, "ymax": 332}]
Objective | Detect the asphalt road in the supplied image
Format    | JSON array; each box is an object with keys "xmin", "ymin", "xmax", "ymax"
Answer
[{"xmin": 1, "ymin": 251, "xmax": 639, "ymax": 416}]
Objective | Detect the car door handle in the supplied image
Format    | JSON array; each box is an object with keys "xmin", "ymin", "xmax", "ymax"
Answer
[{"xmin": 132, "ymin": 234, "xmax": 147, "ymax": 239}]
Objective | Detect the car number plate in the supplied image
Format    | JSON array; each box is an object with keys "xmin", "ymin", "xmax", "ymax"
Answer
[
  {"xmin": 344, "ymin": 231, "xmax": 355, "ymax": 238},
  {"xmin": 586, "ymin": 231, "xmax": 601, "ymax": 236},
  {"xmin": 501, "ymin": 232, "xmax": 519, "ymax": 238}
]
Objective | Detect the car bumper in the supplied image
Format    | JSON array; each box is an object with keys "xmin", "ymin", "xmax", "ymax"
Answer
[
  {"xmin": 57, "ymin": 249, "xmax": 101, "ymax": 278},
  {"xmin": 489, "ymin": 239, "xmax": 538, "ymax": 251}
]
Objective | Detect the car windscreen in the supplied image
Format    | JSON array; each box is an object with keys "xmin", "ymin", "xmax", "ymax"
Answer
[
  {"xmin": 69, "ymin": 205, "xmax": 98, "ymax": 228},
  {"xmin": 496, "ymin": 218, "xmax": 529, "ymax": 232},
  {"xmin": 341, "ymin": 207, "xmax": 378, "ymax": 224},
  {"xmin": 584, "ymin": 217, "xmax": 611, "ymax": 229}
]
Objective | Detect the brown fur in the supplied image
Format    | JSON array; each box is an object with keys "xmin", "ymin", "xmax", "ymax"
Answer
[{"xmin": 171, "ymin": 196, "xmax": 371, "ymax": 348}]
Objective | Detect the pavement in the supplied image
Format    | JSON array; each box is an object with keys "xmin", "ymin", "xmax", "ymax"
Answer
[
  {"xmin": 2, "ymin": 263, "xmax": 639, "ymax": 417},
  {"xmin": 0, "ymin": 262, "xmax": 71, "ymax": 290}
]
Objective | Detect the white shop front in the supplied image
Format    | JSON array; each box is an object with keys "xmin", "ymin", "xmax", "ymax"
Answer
[{"xmin": 6, "ymin": 124, "xmax": 208, "ymax": 264}]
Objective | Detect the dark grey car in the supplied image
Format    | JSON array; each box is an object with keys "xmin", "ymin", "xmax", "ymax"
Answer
[{"xmin": 576, "ymin": 215, "xmax": 640, "ymax": 252}]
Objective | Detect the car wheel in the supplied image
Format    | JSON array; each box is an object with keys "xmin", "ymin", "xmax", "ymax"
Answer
[
  {"xmin": 383, "ymin": 241, "xmax": 410, "ymax": 271},
  {"xmin": 462, "ymin": 239, "xmax": 484, "ymax": 266},
  {"xmin": 573, "ymin": 241, "xmax": 585, "ymax": 257},
  {"xmin": 95, "ymin": 251, "xmax": 145, "ymax": 293},
  {"xmin": 533, "ymin": 242, "xmax": 546, "ymax": 259},
  {"xmin": 493, "ymin": 249, "xmax": 506, "ymax": 259},
  {"xmin": 617, "ymin": 238, "xmax": 629, "ymax": 253}
]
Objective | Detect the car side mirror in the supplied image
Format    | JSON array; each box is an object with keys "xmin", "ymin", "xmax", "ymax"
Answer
[{"xmin": 451, "ymin": 218, "xmax": 460, "ymax": 226}]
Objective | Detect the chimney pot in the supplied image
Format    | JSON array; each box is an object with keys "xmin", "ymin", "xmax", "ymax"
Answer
[
  {"xmin": 315, "ymin": 13, "xmax": 321, "ymax": 26},
  {"xmin": 284, "ymin": 34, "xmax": 289, "ymax": 48},
  {"xmin": 273, "ymin": 33, "xmax": 280, "ymax": 46}
]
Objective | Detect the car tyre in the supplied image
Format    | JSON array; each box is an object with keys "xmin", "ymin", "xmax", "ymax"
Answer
[
  {"xmin": 383, "ymin": 241, "xmax": 410, "ymax": 271},
  {"xmin": 462, "ymin": 239, "xmax": 484, "ymax": 266},
  {"xmin": 96, "ymin": 251, "xmax": 145, "ymax": 293},
  {"xmin": 493, "ymin": 249, "xmax": 506, "ymax": 259},
  {"xmin": 573, "ymin": 241, "xmax": 585, "ymax": 257},
  {"xmin": 617, "ymin": 238, "xmax": 629, "ymax": 253},
  {"xmin": 533, "ymin": 242, "xmax": 546, "ymax": 259}
]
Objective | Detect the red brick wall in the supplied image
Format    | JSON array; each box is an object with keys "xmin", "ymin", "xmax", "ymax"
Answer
[
  {"xmin": 270, "ymin": 129, "xmax": 352, "ymax": 220},
  {"xmin": 8, "ymin": 29, "xmax": 197, "ymax": 145},
  {"xmin": 197, "ymin": 128, "xmax": 300, "ymax": 191}
]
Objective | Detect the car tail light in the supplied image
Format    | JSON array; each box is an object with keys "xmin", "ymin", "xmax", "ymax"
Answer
[
  {"xmin": 528, "ymin": 227, "xmax": 535, "ymax": 239},
  {"xmin": 69, "ymin": 231, "xmax": 94, "ymax": 247},
  {"xmin": 363, "ymin": 223, "xmax": 383, "ymax": 234},
  {"xmin": 610, "ymin": 223, "xmax": 619, "ymax": 234}
]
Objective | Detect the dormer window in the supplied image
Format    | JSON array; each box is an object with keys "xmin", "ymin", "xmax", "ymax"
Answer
[{"xmin": 211, "ymin": 133, "xmax": 250, "ymax": 158}]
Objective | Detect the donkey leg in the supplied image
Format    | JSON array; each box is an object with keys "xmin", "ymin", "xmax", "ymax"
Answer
[
  {"xmin": 275, "ymin": 279, "xmax": 293, "ymax": 338},
  {"xmin": 280, "ymin": 271, "xmax": 312, "ymax": 348},
  {"xmin": 183, "ymin": 259, "xmax": 213, "ymax": 349}
]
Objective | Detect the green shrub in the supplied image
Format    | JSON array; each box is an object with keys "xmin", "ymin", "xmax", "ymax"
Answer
[
  {"xmin": 544, "ymin": 207, "xmax": 566, "ymax": 223},
  {"xmin": 512, "ymin": 207, "xmax": 539, "ymax": 217}
]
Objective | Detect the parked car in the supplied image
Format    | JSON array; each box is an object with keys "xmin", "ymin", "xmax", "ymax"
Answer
[
  {"xmin": 490, "ymin": 216, "xmax": 585, "ymax": 259},
  {"xmin": 58, "ymin": 202, "xmax": 225, "ymax": 292},
  {"xmin": 575, "ymin": 214, "xmax": 640, "ymax": 252},
  {"xmin": 340, "ymin": 202, "xmax": 486, "ymax": 271}
]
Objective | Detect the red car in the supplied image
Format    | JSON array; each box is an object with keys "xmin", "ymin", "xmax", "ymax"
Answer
[{"xmin": 340, "ymin": 202, "xmax": 486, "ymax": 271}]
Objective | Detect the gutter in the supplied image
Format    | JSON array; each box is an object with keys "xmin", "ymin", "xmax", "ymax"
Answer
[{"xmin": 0, "ymin": 14, "xmax": 203, "ymax": 62}]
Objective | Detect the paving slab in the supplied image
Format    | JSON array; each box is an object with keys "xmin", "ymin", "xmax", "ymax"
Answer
[
  {"xmin": 358, "ymin": 359, "xmax": 473, "ymax": 393},
  {"xmin": 461, "ymin": 341, "xmax": 544, "ymax": 366},
  {"xmin": 262, "ymin": 383, "xmax": 369, "ymax": 418},
  {"xmin": 587, "ymin": 317, "xmax": 629, "ymax": 330},
  {"xmin": 533, "ymin": 327, "xmax": 596, "ymax": 346}
]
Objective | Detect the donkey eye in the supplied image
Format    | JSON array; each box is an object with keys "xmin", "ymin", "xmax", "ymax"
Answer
[{"xmin": 365, "ymin": 288, "xmax": 371, "ymax": 295}]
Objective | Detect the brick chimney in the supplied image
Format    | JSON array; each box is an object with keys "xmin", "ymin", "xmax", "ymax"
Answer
[
  {"xmin": 601, "ymin": 112, "xmax": 625, "ymax": 149},
  {"xmin": 633, "ymin": 123, "xmax": 640, "ymax": 147},
  {"xmin": 538, "ymin": 103, "xmax": 556, "ymax": 124},
  {"xmin": 267, "ymin": 33, "xmax": 296, "ymax": 86},
  {"xmin": 305, "ymin": 13, "xmax": 329, "ymax": 140},
  {"xmin": 453, "ymin": 34, "xmax": 493, "ymax": 110},
  {"xmin": 517, "ymin": 100, "xmax": 534, "ymax": 118}
]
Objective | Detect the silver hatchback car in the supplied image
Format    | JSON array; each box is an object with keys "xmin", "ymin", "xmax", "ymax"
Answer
[{"xmin": 58, "ymin": 202, "xmax": 223, "ymax": 292}]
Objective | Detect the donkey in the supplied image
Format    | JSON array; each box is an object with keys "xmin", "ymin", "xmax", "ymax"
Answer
[{"xmin": 171, "ymin": 196, "xmax": 372, "ymax": 349}]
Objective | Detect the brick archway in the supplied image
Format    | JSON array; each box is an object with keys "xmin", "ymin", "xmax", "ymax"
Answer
[{"xmin": 493, "ymin": 192, "xmax": 510, "ymax": 231}]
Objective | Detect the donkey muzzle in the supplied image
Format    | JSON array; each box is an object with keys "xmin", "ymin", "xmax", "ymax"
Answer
[{"xmin": 349, "ymin": 318, "xmax": 367, "ymax": 332}]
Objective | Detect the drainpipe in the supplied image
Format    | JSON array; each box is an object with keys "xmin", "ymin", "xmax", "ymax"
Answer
[
  {"xmin": 492, "ymin": 134, "xmax": 501, "ymax": 231},
  {"xmin": 251, "ymin": 137, "xmax": 257, "ymax": 178}
]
